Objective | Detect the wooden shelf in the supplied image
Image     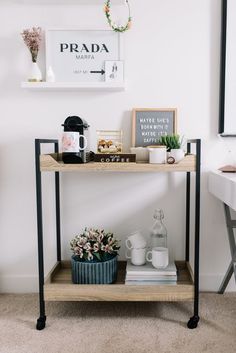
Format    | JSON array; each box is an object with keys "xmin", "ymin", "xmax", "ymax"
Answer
[
  {"xmin": 44, "ymin": 261, "xmax": 194, "ymax": 302},
  {"xmin": 40, "ymin": 153, "xmax": 196, "ymax": 173},
  {"xmin": 21, "ymin": 81, "xmax": 126, "ymax": 91}
]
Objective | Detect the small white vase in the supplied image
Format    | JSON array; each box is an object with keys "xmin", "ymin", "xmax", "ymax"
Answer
[
  {"xmin": 170, "ymin": 149, "xmax": 185, "ymax": 163},
  {"xmin": 46, "ymin": 66, "xmax": 55, "ymax": 82},
  {"xmin": 130, "ymin": 147, "xmax": 149, "ymax": 163},
  {"xmin": 148, "ymin": 146, "xmax": 167, "ymax": 164},
  {"xmin": 28, "ymin": 62, "xmax": 42, "ymax": 82}
]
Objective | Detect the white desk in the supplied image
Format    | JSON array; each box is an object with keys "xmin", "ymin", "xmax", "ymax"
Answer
[{"xmin": 209, "ymin": 171, "xmax": 236, "ymax": 293}]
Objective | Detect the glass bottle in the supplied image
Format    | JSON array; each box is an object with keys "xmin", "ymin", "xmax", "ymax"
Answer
[{"xmin": 150, "ymin": 209, "xmax": 167, "ymax": 248}]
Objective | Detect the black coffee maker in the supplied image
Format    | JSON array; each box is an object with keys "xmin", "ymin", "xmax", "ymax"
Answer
[{"xmin": 62, "ymin": 116, "xmax": 90, "ymax": 164}]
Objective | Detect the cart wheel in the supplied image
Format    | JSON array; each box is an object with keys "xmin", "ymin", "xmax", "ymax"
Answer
[
  {"xmin": 187, "ymin": 315, "xmax": 200, "ymax": 329},
  {"xmin": 36, "ymin": 316, "xmax": 46, "ymax": 330}
]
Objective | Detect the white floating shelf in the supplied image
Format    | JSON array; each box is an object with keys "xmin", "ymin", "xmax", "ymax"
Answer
[
  {"xmin": 21, "ymin": 81, "xmax": 126, "ymax": 91},
  {"xmin": 8, "ymin": 0, "xmax": 125, "ymax": 5}
]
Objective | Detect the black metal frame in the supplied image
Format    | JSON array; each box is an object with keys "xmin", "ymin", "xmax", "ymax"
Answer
[
  {"xmin": 219, "ymin": 0, "xmax": 227, "ymax": 135},
  {"xmin": 219, "ymin": 0, "xmax": 236, "ymax": 137},
  {"xmin": 35, "ymin": 139, "xmax": 60, "ymax": 330},
  {"xmin": 34, "ymin": 138, "xmax": 201, "ymax": 330},
  {"xmin": 186, "ymin": 139, "xmax": 201, "ymax": 329}
]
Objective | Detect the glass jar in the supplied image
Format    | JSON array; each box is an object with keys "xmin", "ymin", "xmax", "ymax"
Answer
[
  {"xmin": 150, "ymin": 209, "xmax": 167, "ymax": 248},
  {"xmin": 97, "ymin": 130, "xmax": 123, "ymax": 154}
]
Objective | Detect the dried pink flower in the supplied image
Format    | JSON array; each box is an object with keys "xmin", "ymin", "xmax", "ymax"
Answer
[{"xmin": 21, "ymin": 27, "xmax": 42, "ymax": 63}]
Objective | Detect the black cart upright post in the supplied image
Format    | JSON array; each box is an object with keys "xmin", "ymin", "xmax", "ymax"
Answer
[{"xmin": 35, "ymin": 139, "xmax": 61, "ymax": 330}]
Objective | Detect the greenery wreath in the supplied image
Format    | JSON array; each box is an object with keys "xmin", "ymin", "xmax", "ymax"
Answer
[{"xmin": 104, "ymin": 0, "xmax": 132, "ymax": 33}]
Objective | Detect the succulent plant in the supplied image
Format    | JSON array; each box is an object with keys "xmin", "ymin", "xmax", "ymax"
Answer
[{"xmin": 159, "ymin": 134, "xmax": 184, "ymax": 152}]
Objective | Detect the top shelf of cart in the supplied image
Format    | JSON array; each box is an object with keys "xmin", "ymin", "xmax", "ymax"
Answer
[{"xmin": 39, "ymin": 153, "xmax": 196, "ymax": 173}]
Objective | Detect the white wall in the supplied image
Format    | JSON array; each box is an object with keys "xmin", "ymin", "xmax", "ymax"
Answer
[{"xmin": 0, "ymin": 0, "xmax": 235, "ymax": 292}]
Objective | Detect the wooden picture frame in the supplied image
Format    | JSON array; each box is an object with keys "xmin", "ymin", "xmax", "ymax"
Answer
[{"xmin": 132, "ymin": 108, "xmax": 177, "ymax": 147}]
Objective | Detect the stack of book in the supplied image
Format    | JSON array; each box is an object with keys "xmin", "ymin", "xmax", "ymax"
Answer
[{"xmin": 125, "ymin": 261, "xmax": 177, "ymax": 285}]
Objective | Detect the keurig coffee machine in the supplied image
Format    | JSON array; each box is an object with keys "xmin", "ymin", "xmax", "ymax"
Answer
[{"xmin": 62, "ymin": 116, "xmax": 90, "ymax": 164}]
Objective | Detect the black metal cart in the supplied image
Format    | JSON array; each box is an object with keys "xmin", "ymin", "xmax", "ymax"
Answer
[{"xmin": 34, "ymin": 138, "xmax": 201, "ymax": 330}]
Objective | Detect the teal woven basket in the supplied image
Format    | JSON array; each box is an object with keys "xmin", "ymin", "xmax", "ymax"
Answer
[{"xmin": 71, "ymin": 255, "xmax": 118, "ymax": 284}]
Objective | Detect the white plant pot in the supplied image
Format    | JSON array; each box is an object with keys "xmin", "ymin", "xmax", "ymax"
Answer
[
  {"xmin": 148, "ymin": 146, "xmax": 167, "ymax": 164},
  {"xmin": 170, "ymin": 149, "xmax": 185, "ymax": 163},
  {"xmin": 130, "ymin": 147, "xmax": 149, "ymax": 163},
  {"xmin": 28, "ymin": 62, "xmax": 42, "ymax": 82}
]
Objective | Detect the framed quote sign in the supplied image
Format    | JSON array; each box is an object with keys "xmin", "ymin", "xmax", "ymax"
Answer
[
  {"xmin": 132, "ymin": 108, "xmax": 177, "ymax": 147},
  {"xmin": 46, "ymin": 29, "xmax": 123, "ymax": 82}
]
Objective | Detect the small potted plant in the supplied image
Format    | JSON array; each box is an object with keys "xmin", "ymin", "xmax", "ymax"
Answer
[
  {"xmin": 70, "ymin": 228, "xmax": 120, "ymax": 284},
  {"xmin": 159, "ymin": 134, "xmax": 185, "ymax": 163}
]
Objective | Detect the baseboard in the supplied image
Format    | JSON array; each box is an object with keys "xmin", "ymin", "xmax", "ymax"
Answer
[
  {"xmin": 200, "ymin": 274, "xmax": 236, "ymax": 292},
  {"xmin": 0, "ymin": 274, "xmax": 235, "ymax": 293},
  {"xmin": 0, "ymin": 275, "xmax": 38, "ymax": 293}
]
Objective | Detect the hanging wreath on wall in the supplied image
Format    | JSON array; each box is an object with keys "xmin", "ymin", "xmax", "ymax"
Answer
[{"xmin": 104, "ymin": 0, "xmax": 132, "ymax": 33}]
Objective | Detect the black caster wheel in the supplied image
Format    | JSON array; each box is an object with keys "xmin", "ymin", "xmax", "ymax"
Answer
[
  {"xmin": 187, "ymin": 315, "xmax": 200, "ymax": 329},
  {"xmin": 36, "ymin": 316, "xmax": 46, "ymax": 330}
]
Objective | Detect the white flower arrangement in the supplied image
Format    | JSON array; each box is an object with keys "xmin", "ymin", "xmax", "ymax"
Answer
[{"xmin": 70, "ymin": 228, "xmax": 120, "ymax": 262}]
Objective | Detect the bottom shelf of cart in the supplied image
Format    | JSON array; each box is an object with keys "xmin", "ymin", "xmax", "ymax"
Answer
[{"xmin": 44, "ymin": 261, "xmax": 194, "ymax": 302}]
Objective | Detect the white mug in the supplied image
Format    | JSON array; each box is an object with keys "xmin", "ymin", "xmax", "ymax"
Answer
[
  {"xmin": 146, "ymin": 247, "xmax": 169, "ymax": 269},
  {"xmin": 148, "ymin": 146, "xmax": 167, "ymax": 164},
  {"xmin": 62, "ymin": 132, "xmax": 87, "ymax": 153},
  {"xmin": 126, "ymin": 248, "xmax": 146, "ymax": 266},
  {"xmin": 125, "ymin": 231, "xmax": 147, "ymax": 250}
]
